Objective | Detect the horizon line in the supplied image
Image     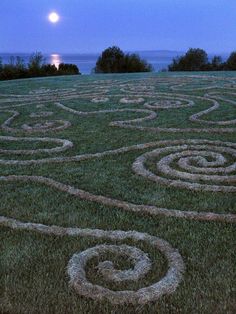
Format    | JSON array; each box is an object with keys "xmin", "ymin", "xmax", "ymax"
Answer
[{"xmin": 0, "ymin": 49, "xmax": 231, "ymax": 56}]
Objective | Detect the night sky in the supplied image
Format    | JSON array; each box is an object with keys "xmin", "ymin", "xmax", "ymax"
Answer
[{"xmin": 1, "ymin": 0, "xmax": 235, "ymax": 53}]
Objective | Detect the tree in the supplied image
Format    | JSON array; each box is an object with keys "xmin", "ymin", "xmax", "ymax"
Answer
[
  {"xmin": 28, "ymin": 52, "xmax": 45, "ymax": 76},
  {"xmin": 169, "ymin": 48, "xmax": 208, "ymax": 71},
  {"xmin": 95, "ymin": 46, "xmax": 125, "ymax": 73},
  {"xmin": 15, "ymin": 56, "xmax": 26, "ymax": 71},
  {"xmin": 226, "ymin": 52, "xmax": 236, "ymax": 70},
  {"xmin": 95, "ymin": 46, "xmax": 152, "ymax": 73},
  {"xmin": 183, "ymin": 48, "xmax": 208, "ymax": 71},
  {"xmin": 211, "ymin": 56, "xmax": 223, "ymax": 71}
]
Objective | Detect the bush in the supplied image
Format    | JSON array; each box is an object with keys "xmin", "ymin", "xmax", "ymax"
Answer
[
  {"xmin": 58, "ymin": 63, "xmax": 80, "ymax": 75},
  {"xmin": 41, "ymin": 64, "xmax": 58, "ymax": 76},
  {"xmin": 95, "ymin": 46, "xmax": 152, "ymax": 73}
]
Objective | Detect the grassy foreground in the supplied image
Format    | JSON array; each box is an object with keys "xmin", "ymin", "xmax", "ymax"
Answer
[{"xmin": 0, "ymin": 72, "xmax": 235, "ymax": 314}]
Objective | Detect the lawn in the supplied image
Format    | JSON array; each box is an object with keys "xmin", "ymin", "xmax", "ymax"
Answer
[{"xmin": 0, "ymin": 72, "xmax": 235, "ymax": 314}]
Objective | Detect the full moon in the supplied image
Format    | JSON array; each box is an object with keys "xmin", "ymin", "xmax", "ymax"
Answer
[{"xmin": 48, "ymin": 12, "xmax": 60, "ymax": 23}]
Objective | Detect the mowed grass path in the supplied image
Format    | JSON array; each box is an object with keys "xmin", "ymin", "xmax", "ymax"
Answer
[{"xmin": 0, "ymin": 72, "xmax": 236, "ymax": 314}]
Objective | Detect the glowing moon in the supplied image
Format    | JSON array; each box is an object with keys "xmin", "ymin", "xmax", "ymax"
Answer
[{"xmin": 48, "ymin": 12, "xmax": 60, "ymax": 23}]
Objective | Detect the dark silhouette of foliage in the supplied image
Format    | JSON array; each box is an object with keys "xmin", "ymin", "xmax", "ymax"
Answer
[
  {"xmin": 95, "ymin": 46, "xmax": 152, "ymax": 73},
  {"xmin": 95, "ymin": 46, "xmax": 125, "ymax": 73},
  {"xmin": 28, "ymin": 52, "xmax": 45, "ymax": 76},
  {"xmin": 168, "ymin": 48, "xmax": 208, "ymax": 71},
  {"xmin": 123, "ymin": 53, "xmax": 153, "ymax": 73},
  {"xmin": 226, "ymin": 52, "xmax": 236, "ymax": 70},
  {"xmin": 0, "ymin": 56, "xmax": 28, "ymax": 80},
  {"xmin": 0, "ymin": 52, "xmax": 81, "ymax": 81},
  {"xmin": 167, "ymin": 48, "xmax": 236, "ymax": 71},
  {"xmin": 41, "ymin": 64, "xmax": 58, "ymax": 76},
  {"xmin": 211, "ymin": 56, "xmax": 224, "ymax": 71},
  {"xmin": 58, "ymin": 63, "xmax": 79, "ymax": 75}
]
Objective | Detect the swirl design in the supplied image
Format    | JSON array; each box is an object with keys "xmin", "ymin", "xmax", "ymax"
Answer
[
  {"xmin": 133, "ymin": 140, "xmax": 236, "ymax": 192},
  {"xmin": 68, "ymin": 239, "xmax": 184, "ymax": 305},
  {"xmin": 144, "ymin": 97, "xmax": 194, "ymax": 109}
]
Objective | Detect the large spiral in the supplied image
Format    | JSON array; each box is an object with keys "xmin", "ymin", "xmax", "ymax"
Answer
[
  {"xmin": 0, "ymin": 216, "xmax": 185, "ymax": 305},
  {"xmin": 133, "ymin": 140, "xmax": 236, "ymax": 192}
]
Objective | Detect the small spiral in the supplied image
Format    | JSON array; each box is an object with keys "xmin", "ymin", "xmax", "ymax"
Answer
[
  {"xmin": 144, "ymin": 97, "xmax": 194, "ymax": 109},
  {"xmin": 30, "ymin": 111, "xmax": 53, "ymax": 118},
  {"xmin": 1, "ymin": 110, "xmax": 71, "ymax": 133},
  {"xmin": 120, "ymin": 97, "xmax": 145, "ymax": 104},
  {"xmin": 120, "ymin": 85, "xmax": 155, "ymax": 92},
  {"xmin": 29, "ymin": 88, "xmax": 52, "ymax": 95},
  {"xmin": 91, "ymin": 97, "xmax": 109, "ymax": 103},
  {"xmin": 21, "ymin": 120, "xmax": 71, "ymax": 132}
]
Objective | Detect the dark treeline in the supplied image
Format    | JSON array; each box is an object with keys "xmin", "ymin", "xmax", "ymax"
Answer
[
  {"xmin": 168, "ymin": 48, "xmax": 236, "ymax": 71},
  {"xmin": 94, "ymin": 46, "xmax": 153, "ymax": 73},
  {"xmin": 3, "ymin": 47, "xmax": 236, "ymax": 80},
  {"xmin": 0, "ymin": 52, "xmax": 80, "ymax": 80}
]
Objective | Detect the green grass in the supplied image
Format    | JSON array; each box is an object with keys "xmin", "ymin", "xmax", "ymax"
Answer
[{"xmin": 0, "ymin": 72, "xmax": 236, "ymax": 314}]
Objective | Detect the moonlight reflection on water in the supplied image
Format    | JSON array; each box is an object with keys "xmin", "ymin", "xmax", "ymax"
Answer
[{"xmin": 51, "ymin": 54, "xmax": 61, "ymax": 69}]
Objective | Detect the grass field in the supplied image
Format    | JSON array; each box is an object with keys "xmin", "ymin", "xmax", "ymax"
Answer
[{"xmin": 0, "ymin": 72, "xmax": 235, "ymax": 314}]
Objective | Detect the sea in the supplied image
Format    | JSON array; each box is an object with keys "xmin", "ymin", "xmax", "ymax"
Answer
[{"xmin": 0, "ymin": 51, "xmax": 229, "ymax": 75}]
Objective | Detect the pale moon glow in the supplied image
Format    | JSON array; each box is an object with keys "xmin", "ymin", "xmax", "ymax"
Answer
[
  {"xmin": 48, "ymin": 12, "xmax": 60, "ymax": 23},
  {"xmin": 51, "ymin": 54, "xmax": 61, "ymax": 69}
]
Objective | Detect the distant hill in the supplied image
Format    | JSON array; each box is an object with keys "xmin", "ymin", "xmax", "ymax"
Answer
[{"xmin": 131, "ymin": 50, "xmax": 184, "ymax": 57}]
